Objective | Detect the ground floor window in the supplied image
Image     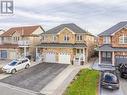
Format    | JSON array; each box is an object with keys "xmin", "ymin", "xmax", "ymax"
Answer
[
  {"xmin": 0, "ymin": 50, "xmax": 7, "ymax": 59},
  {"xmin": 102, "ymin": 52, "xmax": 112, "ymax": 62}
]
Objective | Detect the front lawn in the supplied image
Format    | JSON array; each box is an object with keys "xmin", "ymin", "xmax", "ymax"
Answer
[{"xmin": 64, "ymin": 69, "xmax": 100, "ymax": 95}]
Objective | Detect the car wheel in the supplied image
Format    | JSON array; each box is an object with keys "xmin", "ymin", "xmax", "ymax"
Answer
[
  {"xmin": 25, "ymin": 64, "xmax": 30, "ymax": 69},
  {"xmin": 11, "ymin": 69, "xmax": 16, "ymax": 74}
]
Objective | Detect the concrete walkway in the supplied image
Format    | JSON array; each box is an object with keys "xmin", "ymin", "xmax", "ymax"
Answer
[
  {"xmin": 91, "ymin": 59, "xmax": 115, "ymax": 71},
  {"xmin": 40, "ymin": 65, "xmax": 81, "ymax": 95}
]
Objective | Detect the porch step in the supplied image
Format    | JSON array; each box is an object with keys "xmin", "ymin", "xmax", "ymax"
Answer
[{"xmin": 99, "ymin": 64, "xmax": 113, "ymax": 68}]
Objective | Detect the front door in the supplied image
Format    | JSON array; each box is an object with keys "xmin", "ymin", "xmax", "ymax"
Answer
[
  {"xmin": 75, "ymin": 49, "xmax": 84, "ymax": 64},
  {"xmin": 102, "ymin": 52, "xmax": 112, "ymax": 64}
]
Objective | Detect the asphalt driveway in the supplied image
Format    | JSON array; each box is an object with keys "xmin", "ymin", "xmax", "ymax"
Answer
[{"xmin": 0, "ymin": 63, "xmax": 68, "ymax": 92}]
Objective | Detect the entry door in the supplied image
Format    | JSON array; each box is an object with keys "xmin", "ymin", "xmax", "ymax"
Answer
[
  {"xmin": 75, "ymin": 49, "xmax": 84, "ymax": 64},
  {"xmin": 58, "ymin": 53, "xmax": 71, "ymax": 64}
]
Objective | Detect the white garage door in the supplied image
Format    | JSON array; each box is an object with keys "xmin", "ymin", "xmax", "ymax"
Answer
[
  {"xmin": 45, "ymin": 53, "xmax": 56, "ymax": 63},
  {"xmin": 59, "ymin": 53, "xmax": 71, "ymax": 64}
]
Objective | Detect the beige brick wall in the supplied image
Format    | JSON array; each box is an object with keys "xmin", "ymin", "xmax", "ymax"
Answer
[
  {"xmin": 0, "ymin": 48, "xmax": 20, "ymax": 59},
  {"xmin": 58, "ymin": 28, "xmax": 75, "ymax": 43}
]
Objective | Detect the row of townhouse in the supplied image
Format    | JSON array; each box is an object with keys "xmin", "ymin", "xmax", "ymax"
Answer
[{"xmin": 0, "ymin": 23, "xmax": 95, "ymax": 65}]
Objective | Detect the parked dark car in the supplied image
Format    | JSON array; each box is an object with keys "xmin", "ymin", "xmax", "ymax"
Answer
[
  {"xmin": 101, "ymin": 71, "xmax": 119, "ymax": 90},
  {"xmin": 119, "ymin": 63, "xmax": 127, "ymax": 78}
]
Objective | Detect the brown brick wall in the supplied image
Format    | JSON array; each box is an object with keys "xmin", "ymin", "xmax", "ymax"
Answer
[
  {"xmin": 115, "ymin": 51, "xmax": 127, "ymax": 56},
  {"xmin": 112, "ymin": 28, "xmax": 127, "ymax": 47}
]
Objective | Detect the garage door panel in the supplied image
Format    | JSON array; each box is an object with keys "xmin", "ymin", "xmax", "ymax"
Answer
[
  {"xmin": 59, "ymin": 53, "xmax": 71, "ymax": 64},
  {"xmin": 115, "ymin": 56, "xmax": 127, "ymax": 65},
  {"xmin": 45, "ymin": 53, "xmax": 56, "ymax": 63}
]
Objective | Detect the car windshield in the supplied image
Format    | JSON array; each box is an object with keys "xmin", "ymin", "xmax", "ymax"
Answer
[
  {"xmin": 9, "ymin": 61, "xmax": 17, "ymax": 66},
  {"xmin": 103, "ymin": 73, "xmax": 117, "ymax": 83}
]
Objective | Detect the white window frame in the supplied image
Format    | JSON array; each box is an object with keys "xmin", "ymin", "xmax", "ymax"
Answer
[
  {"xmin": 76, "ymin": 35, "xmax": 83, "ymax": 41},
  {"xmin": 103, "ymin": 36, "xmax": 110, "ymax": 44},
  {"xmin": 64, "ymin": 35, "xmax": 69, "ymax": 42},
  {"xmin": 52, "ymin": 35, "xmax": 56, "ymax": 42},
  {"xmin": 119, "ymin": 35, "xmax": 127, "ymax": 44}
]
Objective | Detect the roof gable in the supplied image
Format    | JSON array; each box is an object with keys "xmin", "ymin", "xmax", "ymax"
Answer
[
  {"xmin": 98, "ymin": 21, "xmax": 127, "ymax": 36},
  {"xmin": 44, "ymin": 23, "xmax": 87, "ymax": 34},
  {"xmin": 57, "ymin": 27, "xmax": 75, "ymax": 35},
  {"xmin": 1, "ymin": 25, "xmax": 44, "ymax": 37}
]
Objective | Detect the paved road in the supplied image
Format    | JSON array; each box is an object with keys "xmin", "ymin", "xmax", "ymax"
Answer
[{"xmin": 0, "ymin": 63, "xmax": 68, "ymax": 92}]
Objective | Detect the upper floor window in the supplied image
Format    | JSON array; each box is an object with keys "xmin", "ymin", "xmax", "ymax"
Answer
[
  {"xmin": 13, "ymin": 36, "xmax": 20, "ymax": 42},
  {"xmin": 76, "ymin": 35, "xmax": 83, "ymax": 41},
  {"xmin": 103, "ymin": 36, "xmax": 110, "ymax": 44},
  {"xmin": 64, "ymin": 35, "xmax": 69, "ymax": 42},
  {"xmin": 52, "ymin": 36, "xmax": 56, "ymax": 42},
  {"xmin": 41, "ymin": 36, "xmax": 45, "ymax": 41},
  {"xmin": 119, "ymin": 35, "xmax": 127, "ymax": 44}
]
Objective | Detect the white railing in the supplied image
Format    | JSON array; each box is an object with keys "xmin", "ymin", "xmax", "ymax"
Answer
[{"xmin": 18, "ymin": 40, "xmax": 31, "ymax": 46}]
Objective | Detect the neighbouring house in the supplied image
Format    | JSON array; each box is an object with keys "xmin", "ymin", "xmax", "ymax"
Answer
[
  {"xmin": 98, "ymin": 21, "xmax": 127, "ymax": 66},
  {"xmin": 0, "ymin": 25, "xmax": 45, "ymax": 60},
  {"xmin": 36, "ymin": 23, "xmax": 95, "ymax": 64},
  {"xmin": 0, "ymin": 29, "xmax": 5, "ymax": 44}
]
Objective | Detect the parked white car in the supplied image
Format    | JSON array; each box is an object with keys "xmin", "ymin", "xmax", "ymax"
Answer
[{"xmin": 2, "ymin": 58, "xmax": 31, "ymax": 74}]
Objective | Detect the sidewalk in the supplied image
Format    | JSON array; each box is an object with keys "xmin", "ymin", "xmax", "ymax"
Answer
[{"xmin": 40, "ymin": 65, "xmax": 81, "ymax": 95}]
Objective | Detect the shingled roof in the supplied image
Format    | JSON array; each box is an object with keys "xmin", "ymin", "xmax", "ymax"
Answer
[
  {"xmin": 1, "ymin": 25, "xmax": 43, "ymax": 37},
  {"xmin": 37, "ymin": 43, "xmax": 87, "ymax": 48},
  {"xmin": 98, "ymin": 21, "xmax": 127, "ymax": 36},
  {"xmin": 98, "ymin": 44, "xmax": 127, "ymax": 51},
  {"xmin": 44, "ymin": 23, "xmax": 87, "ymax": 34}
]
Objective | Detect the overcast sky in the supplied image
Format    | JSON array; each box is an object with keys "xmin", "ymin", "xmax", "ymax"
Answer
[{"xmin": 0, "ymin": 0, "xmax": 127, "ymax": 35}]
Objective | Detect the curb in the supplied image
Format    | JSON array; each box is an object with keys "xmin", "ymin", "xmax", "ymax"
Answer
[{"xmin": 97, "ymin": 73, "xmax": 101, "ymax": 95}]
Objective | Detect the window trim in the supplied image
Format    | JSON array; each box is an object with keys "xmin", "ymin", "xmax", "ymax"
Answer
[
  {"xmin": 119, "ymin": 35, "xmax": 127, "ymax": 44},
  {"xmin": 52, "ymin": 35, "xmax": 56, "ymax": 42},
  {"xmin": 64, "ymin": 35, "xmax": 69, "ymax": 42},
  {"xmin": 103, "ymin": 36, "xmax": 110, "ymax": 44},
  {"xmin": 76, "ymin": 35, "xmax": 83, "ymax": 41}
]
